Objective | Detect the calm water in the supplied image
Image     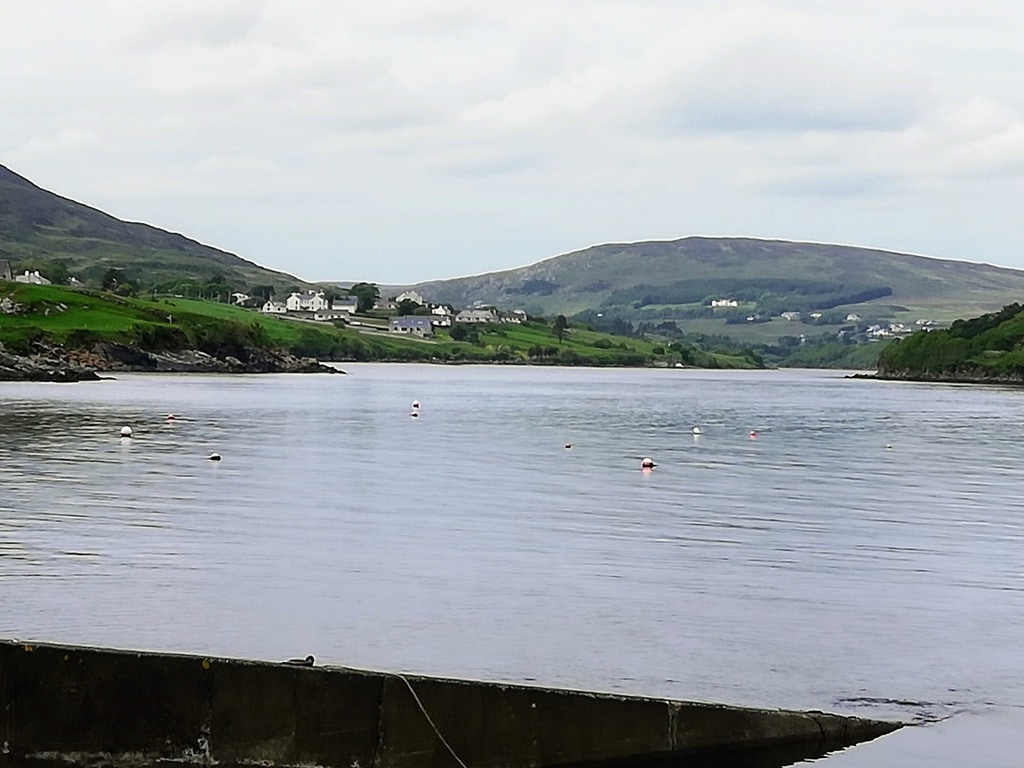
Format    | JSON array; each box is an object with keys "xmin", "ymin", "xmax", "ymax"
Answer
[{"xmin": 2, "ymin": 365, "xmax": 1024, "ymax": 766}]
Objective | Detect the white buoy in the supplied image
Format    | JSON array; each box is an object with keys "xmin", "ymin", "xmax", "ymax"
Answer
[
  {"xmin": 410, "ymin": 411, "xmax": 419, "ymax": 418},
  {"xmin": 564, "ymin": 443, "xmax": 572, "ymax": 450},
  {"xmin": 120, "ymin": 426, "xmax": 132, "ymax": 438},
  {"xmin": 411, "ymin": 400, "xmax": 420, "ymax": 409},
  {"xmin": 749, "ymin": 430, "xmax": 757, "ymax": 439},
  {"xmin": 207, "ymin": 452, "xmax": 222, "ymax": 461},
  {"xmin": 692, "ymin": 426, "xmax": 703, "ymax": 435},
  {"xmin": 165, "ymin": 413, "xmax": 176, "ymax": 421},
  {"xmin": 641, "ymin": 457, "xmax": 656, "ymax": 469}
]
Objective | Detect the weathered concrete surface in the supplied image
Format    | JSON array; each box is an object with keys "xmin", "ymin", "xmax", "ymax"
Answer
[{"xmin": 0, "ymin": 640, "xmax": 902, "ymax": 768}]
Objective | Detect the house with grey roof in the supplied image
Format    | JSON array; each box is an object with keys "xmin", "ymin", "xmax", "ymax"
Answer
[{"xmin": 388, "ymin": 316, "xmax": 433, "ymax": 338}]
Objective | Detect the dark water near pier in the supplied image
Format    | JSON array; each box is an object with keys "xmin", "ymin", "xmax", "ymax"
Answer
[{"xmin": 2, "ymin": 366, "xmax": 1023, "ymax": 765}]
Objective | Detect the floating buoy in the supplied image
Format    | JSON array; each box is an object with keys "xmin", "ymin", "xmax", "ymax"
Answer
[
  {"xmin": 641, "ymin": 457, "xmax": 656, "ymax": 470},
  {"xmin": 564, "ymin": 443, "xmax": 572, "ymax": 450},
  {"xmin": 120, "ymin": 426, "xmax": 132, "ymax": 438},
  {"xmin": 748, "ymin": 430, "xmax": 757, "ymax": 439},
  {"xmin": 165, "ymin": 414, "xmax": 176, "ymax": 421},
  {"xmin": 411, "ymin": 400, "xmax": 420, "ymax": 409},
  {"xmin": 207, "ymin": 453, "xmax": 222, "ymax": 461},
  {"xmin": 885, "ymin": 444, "xmax": 893, "ymax": 450},
  {"xmin": 410, "ymin": 411, "xmax": 419, "ymax": 418},
  {"xmin": 692, "ymin": 426, "xmax": 703, "ymax": 435}
]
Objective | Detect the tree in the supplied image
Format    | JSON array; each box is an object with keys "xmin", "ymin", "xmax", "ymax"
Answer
[
  {"xmin": 348, "ymin": 282, "xmax": 380, "ymax": 313},
  {"xmin": 553, "ymin": 314, "xmax": 569, "ymax": 343},
  {"xmin": 249, "ymin": 284, "xmax": 275, "ymax": 300},
  {"xmin": 45, "ymin": 260, "xmax": 70, "ymax": 286},
  {"xmin": 101, "ymin": 268, "xmax": 125, "ymax": 292}
]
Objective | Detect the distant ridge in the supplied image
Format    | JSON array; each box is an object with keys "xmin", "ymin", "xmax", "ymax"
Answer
[
  {"xmin": 0, "ymin": 164, "xmax": 302, "ymax": 289},
  {"xmin": 405, "ymin": 236, "xmax": 1024, "ymax": 322}
]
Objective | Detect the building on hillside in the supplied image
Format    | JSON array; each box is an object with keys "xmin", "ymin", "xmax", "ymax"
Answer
[
  {"xmin": 429, "ymin": 304, "xmax": 453, "ymax": 327},
  {"xmin": 231, "ymin": 292, "xmax": 251, "ymax": 306},
  {"xmin": 286, "ymin": 291, "xmax": 329, "ymax": 313},
  {"xmin": 260, "ymin": 300, "xmax": 288, "ymax": 314},
  {"xmin": 14, "ymin": 270, "xmax": 51, "ymax": 285},
  {"xmin": 780, "ymin": 311, "xmax": 802, "ymax": 321},
  {"xmin": 455, "ymin": 308, "xmax": 498, "ymax": 324},
  {"xmin": 331, "ymin": 297, "xmax": 359, "ymax": 314},
  {"xmin": 711, "ymin": 299, "xmax": 738, "ymax": 307},
  {"xmin": 389, "ymin": 316, "xmax": 433, "ymax": 338},
  {"xmin": 394, "ymin": 290, "xmax": 425, "ymax": 306},
  {"xmin": 0, "ymin": 260, "xmax": 12, "ymax": 281},
  {"xmin": 498, "ymin": 309, "xmax": 527, "ymax": 324}
]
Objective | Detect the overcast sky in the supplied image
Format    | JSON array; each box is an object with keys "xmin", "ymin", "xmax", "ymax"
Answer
[{"xmin": 4, "ymin": 1, "xmax": 1024, "ymax": 284}]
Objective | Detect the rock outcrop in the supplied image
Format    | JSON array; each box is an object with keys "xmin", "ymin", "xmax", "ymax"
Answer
[{"xmin": 0, "ymin": 342, "xmax": 340, "ymax": 382}]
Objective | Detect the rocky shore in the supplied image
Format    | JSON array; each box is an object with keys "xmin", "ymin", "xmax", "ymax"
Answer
[{"xmin": 0, "ymin": 342, "xmax": 340, "ymax": 382}]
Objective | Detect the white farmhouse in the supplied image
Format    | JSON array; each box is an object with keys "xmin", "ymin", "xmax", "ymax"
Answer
[
  {"xmin": 394, "ymin": 290, "xmax": 425, "ymax": 306},
  {"xmin": 14, "ymin": 270, "xmax": 51, "ymax": 285},
  {"xmin": 260, "ymin": 300, "xmax": 288, "ymax": 314},
  {"xmin": 331, "ymin": 297, "xmax": 359, "ymax": 314},
  {"xmin": 286, "ymin": 291, "xmax": 329, "ymax": 313},
  {"xmin": 455, "ymin": 308, "xmax": 498, "ymax": 324},
  {"xmin": 389, "ymin": 316, "xmax": 433, "ymax": 337}
]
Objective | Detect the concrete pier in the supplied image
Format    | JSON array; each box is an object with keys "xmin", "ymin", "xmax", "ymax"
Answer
[{"xmin": 0, "ymin": 640, "xmax": 902, "ymax": 768}]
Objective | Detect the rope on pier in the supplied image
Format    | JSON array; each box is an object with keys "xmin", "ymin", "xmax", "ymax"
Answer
[{"xmin": 394, "ymin": 673, "xmax": 470, "ymax": 768}]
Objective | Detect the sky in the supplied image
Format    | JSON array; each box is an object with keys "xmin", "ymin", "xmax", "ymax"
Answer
[{"xmin": 4, "ymin": 0, "xmax": 1024, "ymax": 284}]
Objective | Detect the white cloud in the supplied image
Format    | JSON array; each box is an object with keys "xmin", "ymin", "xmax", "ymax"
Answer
[{"xmin": 3, "ymin": 0, "xmax": 1024, "ymax": 282}]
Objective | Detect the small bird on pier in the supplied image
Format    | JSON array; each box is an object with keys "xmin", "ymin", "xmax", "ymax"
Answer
[{"xmin": 282, "ymin": 655, "xmax": 315, "ymax": 667}]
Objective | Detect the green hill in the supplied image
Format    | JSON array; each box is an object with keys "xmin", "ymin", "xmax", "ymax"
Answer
[
  {"xmin": 877, "ymin": 303, "xmax": 1024, "ymax": 382},
  {"xmin": 407, "ymin": 237, "xmax": 1024, "ymax": 341},
  {"xmin": 1, "ymin": 283, "xmax": 752, "ymax": 370},
  {"xmin": 0, "ymin": 164, "xmax": 302, "ymax": 292}
]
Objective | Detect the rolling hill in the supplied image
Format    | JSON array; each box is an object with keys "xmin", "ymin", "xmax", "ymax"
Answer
[
  {"xmin": 407, "ymin": 237, "xmax": 1024, "ymax": 337},
  {"xmin": 0, "ymin": 164, "xmax": 302, "ymax": 291}
]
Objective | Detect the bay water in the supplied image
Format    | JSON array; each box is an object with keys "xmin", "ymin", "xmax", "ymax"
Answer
[{"xmin": 2, "ymin": 365, "xmax": 1023, "ymax": 766}]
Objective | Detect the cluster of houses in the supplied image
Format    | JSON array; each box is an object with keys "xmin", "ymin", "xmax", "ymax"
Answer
[
  {"xmin": 0, "ymin": 260, "xmax": 52, "ymax": 285},
  {"xmin": 259, "ymin": 288, "xmax": 528, "ymax": 338}
]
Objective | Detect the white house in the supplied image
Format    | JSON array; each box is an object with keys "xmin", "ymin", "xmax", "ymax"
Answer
[
  {"xmin": 231, "ymin": 292, "xmax": 251, "ymax": 306},
  {"xmin": 780, "ymin": 311, "xmax": 802, "ymax": 321},
  {"xmin": 429, "ymin": 304, "xmax": 453, "ymax": 327},
  {"xmin": 260, "ymin": 300, "xmax": 288, "ymax": 314},
  {"xmin": 455, "ymin": 308, "xmax": 498, "ymax": 324},
  {"xmin": 286, "ymin": 291, "xmax": 329, "ymax": 313},
  {"xmin": 331, "ymin": 297, "xmax": 359, "ymax": 314},
  {"xmin": 711, "ymin": 298, "xmax": 738, "ymax": 307},
  {"xmin": 14, "ymin": 270, "xmax": 51, "ymax": 285},
  {"xmin": 394, "ymin": 290, "xmax": 425, "ymax": 306},
  {"xmin": 389, "ymin": 316, "xmax": 433, "ymax": 337}
]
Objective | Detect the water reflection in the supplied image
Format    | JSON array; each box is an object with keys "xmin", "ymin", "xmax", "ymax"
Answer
[{"xmin": 1, "ymin": 369, "xmax": 1023, "ymax": 744}]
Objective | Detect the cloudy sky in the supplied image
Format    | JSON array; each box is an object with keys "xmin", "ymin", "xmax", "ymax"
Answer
[{"xmin": 4, "ymin": 0, "xmax": 1024, "ymax": 283}]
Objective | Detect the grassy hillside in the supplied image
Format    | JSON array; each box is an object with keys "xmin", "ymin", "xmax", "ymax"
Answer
[
  {"xmin": 0, "ymin": 165, "xmax": 303, "ymax": 292},
  {"xmin": 0, "ymin": 283, "xmax": 760, "ymax": 368},
  {"xmin": 877, "ymin": 303, "xmax": 1024, "ymax": 380},
  {"xmin": 406, "ymin": 237, "xmax": 1024, "ymax": 343}
]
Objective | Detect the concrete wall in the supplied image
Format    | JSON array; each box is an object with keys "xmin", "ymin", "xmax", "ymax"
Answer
[{"xmin": 0, "ymin": 641, "xmax": 902, "ymax": 768}]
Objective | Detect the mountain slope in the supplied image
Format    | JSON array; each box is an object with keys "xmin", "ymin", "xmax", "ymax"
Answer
[
  {"xmin": 0, "ymin": 164, "xmax": 301, "ymax": 289},
  {"xmin": 409, "ymin": 237, "xmax": 1024, "ymax": 322}
]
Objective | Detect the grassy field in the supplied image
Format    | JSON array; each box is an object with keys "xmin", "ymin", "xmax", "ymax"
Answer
[{"xmin": 1, "ymin": 283, "xmax": 762, "ymax": 367}]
